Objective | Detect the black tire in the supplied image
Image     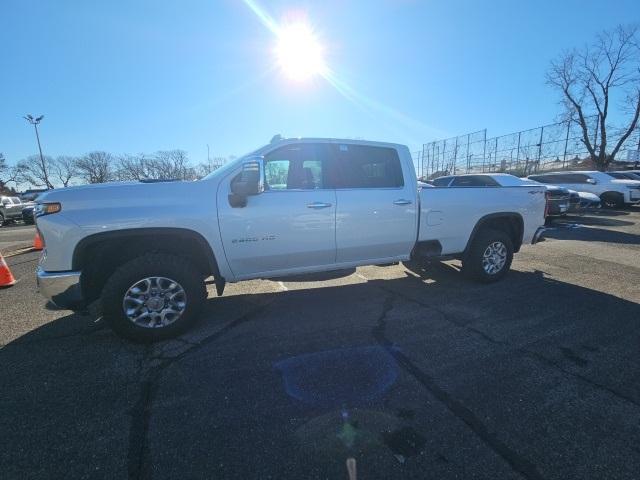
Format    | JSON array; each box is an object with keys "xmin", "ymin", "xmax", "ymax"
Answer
[
  {"xmin": 462, "ymin": 228, "xmax": 514, "ymax": 283},
  {"xmin": 0, "ymin": 213, "xmax": 4, "ymax": 227},
  {"xmin": 101, "ymin": 253, "xmax": 207, "ymax": 342},
  {"xmin": 600, "ymin": 192, "xmax": 624, "ymax": 209}
]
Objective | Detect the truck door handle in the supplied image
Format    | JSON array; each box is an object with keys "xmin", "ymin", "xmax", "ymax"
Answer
[
  {"xmin": 393, "ymin": 199, "xmax": 412, "ymax": 205},
  {"xmin": 306, "ymin": 202, "xmax": 332, "ymax": 209}
]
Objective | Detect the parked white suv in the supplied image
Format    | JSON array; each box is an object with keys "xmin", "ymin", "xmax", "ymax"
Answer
[
  {"xmin": 35, "ymin": 137, "xmax": 546, "ymax": 342},
  {"xmin": 527, "ymin": 171, "xmax": 640, "ymax": 208}
]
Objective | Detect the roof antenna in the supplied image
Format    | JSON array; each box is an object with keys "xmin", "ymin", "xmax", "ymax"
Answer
[{"xmin": 270, "ymin": 134, "xmax": 283, "ymax": 144}]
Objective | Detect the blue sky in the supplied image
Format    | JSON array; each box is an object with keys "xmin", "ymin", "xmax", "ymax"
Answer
[{"xmin": 0, "ymin": 0, "xmax": 637, "ymax": 164}]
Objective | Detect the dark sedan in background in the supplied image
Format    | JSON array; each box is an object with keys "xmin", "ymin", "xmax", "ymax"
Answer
[{"xmin": 22, "ymin": 205, "xmax": 35, "ymax": 225}]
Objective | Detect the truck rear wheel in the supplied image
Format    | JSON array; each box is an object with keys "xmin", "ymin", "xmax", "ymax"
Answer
[
  {"xmin": 462, "ymin": 229, "xmax": 513, "ymax": 283},
  {"xmin": 101, "ymin": 253, "xmax": 207, "ymax": 342}
]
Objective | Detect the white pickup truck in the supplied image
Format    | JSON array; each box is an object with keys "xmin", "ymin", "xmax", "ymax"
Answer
[{"xmin": 35, "ymin": 138, "xmax": 546, "ymax": 341}]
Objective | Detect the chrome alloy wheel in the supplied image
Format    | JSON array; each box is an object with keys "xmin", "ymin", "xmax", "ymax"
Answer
[
  {"xmin": 481, "ymin": 241, "xmax": 507, "ymax": 275},
  {"xmin": 122, "ymin": 276, "xmax": 187, "ymax": 328}
]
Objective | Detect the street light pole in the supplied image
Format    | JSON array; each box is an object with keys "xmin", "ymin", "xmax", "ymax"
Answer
[{"xmin": 23, "ymin": 114, "xmax": 51, "ymax": 189}]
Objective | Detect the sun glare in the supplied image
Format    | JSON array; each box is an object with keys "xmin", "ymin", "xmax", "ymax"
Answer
[{"xmin": 275, "ymin": 23, "xmax": 326, "ymax": 81}]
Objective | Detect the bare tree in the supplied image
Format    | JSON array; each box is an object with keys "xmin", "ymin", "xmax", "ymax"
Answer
[
  {"xmin": 0, "ymin": 154, "xmax": 22, "ymax": 190},
  {"xmin": 75, "ymin": 152, "xmax": 114, "ymax": 184},
  {"xmin": 52, "ymin": 156, "xmax": 78, "ymax": 187},
  {"xmin": 149, "ymin": 150, "xmax": 194, "ymax": 180},
  {"xmin": 16, "ymin": 155, "xmax": 55, "ymax": 189},
  {"xmin": 115, "ymin": 151, "xmax": 196, "ymax": 181},
  {"xmin": 116, "ymin": 154, "xmax": 148, "ymax": 181},
  {"xmin": 547, "ymin": 24, "xmax": 640, "ymax": 170},
  {"xmin": 0, "ymin": 154, "xmax": 10, "ymax": 194}
]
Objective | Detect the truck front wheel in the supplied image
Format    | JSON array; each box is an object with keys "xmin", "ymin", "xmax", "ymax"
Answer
[
  {"xmin": 462, "ymin": 229, "xmax": 513, "ymax": 283},
  {"xmin": 101, "ymin": 253, "xmax": 207, "ymax": 342}
]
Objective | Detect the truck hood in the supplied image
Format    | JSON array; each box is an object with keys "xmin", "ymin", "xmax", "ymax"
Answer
[
  {"xmin": 38, "ymin": 181, "xmax": 138, "ymax": 201},
  {"xmin": 37, "ymin": 180, "xmax": 210, "ymax": 213}
]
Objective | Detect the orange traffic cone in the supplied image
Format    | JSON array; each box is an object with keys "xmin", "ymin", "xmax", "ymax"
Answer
[
  {"xmin": 0, "ymin": 253, "xmax": 16, "ymax": 287},
  {"xmin": 33, "ymin": 231, "xmax": 44, "ymax": 251}
]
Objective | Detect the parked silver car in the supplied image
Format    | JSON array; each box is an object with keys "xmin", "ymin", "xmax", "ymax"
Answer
[{"xmin": 0, "ymin": 196, "xmax": 25, "ymax": 226}]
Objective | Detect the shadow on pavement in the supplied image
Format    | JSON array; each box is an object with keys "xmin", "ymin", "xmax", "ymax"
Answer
[
  {"xmin": 2, "ymin": 267, "xmax": 640, "ymax": 479},
  {"xmin": 586, "ymin": 208, "xmax": 631, "ymax": 217},
  {"xmin": 549, "ymin": 214, "xmax": 634, "ymax": 228},
  {"xmin": 543, "ymin": 224, "xmax": 640, "ymax": 245},
  {"xmin": 272, "ymin": 267, "xmax": 356, "ymax": 282}
]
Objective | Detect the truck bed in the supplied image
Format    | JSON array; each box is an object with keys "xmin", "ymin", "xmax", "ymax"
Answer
[{"xmin": 418, "ymin": 185, "xmax": 546, "ymax": 255}]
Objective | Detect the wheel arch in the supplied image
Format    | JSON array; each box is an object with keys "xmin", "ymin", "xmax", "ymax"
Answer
[
  {"xmin": 464, "ymin": 212, "xmax": 524, "ymax": 255},
  {"xmin": 73, "ymin": 227, "xmax": 222, "ymax": 304},
  {"xmin": 599, "ymin": 190, "xmax": 624, "ymax": 205}
]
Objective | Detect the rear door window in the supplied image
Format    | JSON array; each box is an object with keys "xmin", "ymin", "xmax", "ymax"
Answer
[
  {"xmin": 528, "ymin": 175, "xmax": 553, "ymax": 183},
  {"xmin": 562, "ymin": 174, "xmax": 591, "ymax": 184},
  {"xmin": 327, "ymin": 144, "xmax": 404, "ymax": 189},
  {"xmin": 607, "ymin": 172, "xmax": 633, "ymax": 180}
]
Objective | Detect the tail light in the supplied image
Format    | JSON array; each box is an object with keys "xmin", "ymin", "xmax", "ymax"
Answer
[{"xmin": 544, "ymin": 191, "xmax": 550, "ymax": 218}]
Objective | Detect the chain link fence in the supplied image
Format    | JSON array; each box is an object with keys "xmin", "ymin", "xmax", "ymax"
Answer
[{"xmin": 415, "ymin": 116, "xmax": 640, "ymax": 179}]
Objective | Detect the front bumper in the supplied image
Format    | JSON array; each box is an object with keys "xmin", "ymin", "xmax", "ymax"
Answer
[
  {"xmin": 36, "ymin": 267, "xmax": 84, "ymax": 309},
  {"xmin": 531, "ymin": 227, "xmax": 545, "ymax": 244}
]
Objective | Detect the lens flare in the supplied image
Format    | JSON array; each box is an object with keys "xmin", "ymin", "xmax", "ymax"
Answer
[
  {"xmin": 241, "ymin": 0, "xmax": 446, "ymax": 139},
  {"xmin": 275, "ymin": 22, "xmax": 327, "ymax": 81}
]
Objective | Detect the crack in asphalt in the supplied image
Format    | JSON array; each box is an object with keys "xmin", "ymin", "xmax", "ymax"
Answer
[
  {"xmin": 126, "ymin": 299, "xmax": 274, "ymax": 480},
  {"xmin": 371, "ymin": 290, "xmax": 546, "ymax": 480},
  {"xmin": 472, "ymin": 320, "xmax": 640, "ymax": 409},
  {"xmin": 379, "ymin": 279, "xmax": 640, "ymax": 409},
  {"xmin": 524, "ymin": 349, "xmax": 640, "ymax": 408}
]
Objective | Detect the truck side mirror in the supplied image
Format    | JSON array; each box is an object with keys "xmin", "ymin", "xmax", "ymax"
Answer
[{"xmin": 229, "ymin": 157, "xmax": 264, "ymax": 207}]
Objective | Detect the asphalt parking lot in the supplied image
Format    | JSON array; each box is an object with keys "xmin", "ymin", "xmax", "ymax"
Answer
[
  {"xmin": 0, "ymin": 223, "xmax": 35, "ymax": 253},
  {"xmin": 1, "ymin": 209, "xmax": 639, "ymax": 480}
]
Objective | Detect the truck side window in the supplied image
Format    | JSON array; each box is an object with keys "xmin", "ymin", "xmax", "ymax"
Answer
[
  {"xmin": 264, "ymin": 160, "xmax": 290, "ymax": 190},
  {"xmin": 264, "ymin": 144, "xmax": 324, "ymax": 190},
  {"xmin": 567, "ymin": 174, "xmax": 590, "ymax": 184},
  {"xmin": 432, "ymin": 177, "xmax": 452, "ymax": 187},
  {"xmin": 330, "ymin": 144, "xmax": 404, "ymax": 189}
]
